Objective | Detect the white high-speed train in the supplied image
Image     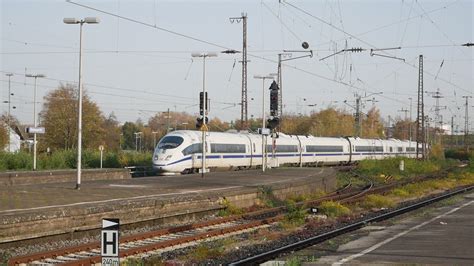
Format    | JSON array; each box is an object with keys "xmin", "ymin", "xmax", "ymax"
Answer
[{"xmin": 152, "ymin": 130, "xmax": 418, "ymax": 174}]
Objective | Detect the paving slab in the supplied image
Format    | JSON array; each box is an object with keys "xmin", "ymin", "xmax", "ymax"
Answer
[
  {"xmin": 0, "ymin": 168, "xmax": 331, "ymax": 213},
  {"xmin": 311, "ymin": 193, "xmax": 474, "ymax": 265},
  {"xmin": 0, "ymin": 167, "xmax": 336, "ymax": 242}
]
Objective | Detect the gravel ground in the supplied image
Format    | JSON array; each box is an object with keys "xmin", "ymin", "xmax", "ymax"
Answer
[{"xmin": 143, "ymin": 188, "xmax": 469, "ymax": 265}]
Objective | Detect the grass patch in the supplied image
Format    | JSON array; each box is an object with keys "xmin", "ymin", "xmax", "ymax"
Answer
[
  {"xmin": 285, "ymin": 256, "xmax": 303, "ymax": 266},
  {"xmin": 257, "ymin": 186, "xmax": 282, "ymax": 208},
  {"xmin": 319, "ymin": 201, "xmax": 351, "ymax": 218},
  {"xmin": 356, "ymin": 157, "xmax": 449, "ymax": 182},
  {"xmin": 190, "ymin": 242, "xmax": 224, "ymax": 261},
  {"xmin": 0, "ymin": 150, "xmax": 152, "ymax": 171},
  {"xmin": 218, "ymin": 198, "xmax": 243, "ymax": 216},
  {"xmin": 361, "ymin": 194, "xmax": 395, "ymax": 209},
  {"xmin": 391, "ymin": 188, "xmax": 410, "ymax": 198},
  {"xmin": 283, "ymin": 200, "xmax": 306, "ymax": 226}
]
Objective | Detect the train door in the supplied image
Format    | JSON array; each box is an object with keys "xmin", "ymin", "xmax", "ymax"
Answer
[
  {"xmin": 244, "ymin": 134, "xmax": 253, "ymax": 168},
  {"xmin": 295, "ymin": 135, "xmax": 303, "ymax": 167}
]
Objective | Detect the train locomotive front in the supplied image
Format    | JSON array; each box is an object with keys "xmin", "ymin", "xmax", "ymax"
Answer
[{"xmin": 152, "ymin": 131, "xmax": 197, "ymax": 174}]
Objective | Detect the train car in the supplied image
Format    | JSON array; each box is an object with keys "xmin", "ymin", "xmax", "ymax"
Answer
[{"xmin": 152, "ymin": 130, "xmax": 418, "ymax": 174}]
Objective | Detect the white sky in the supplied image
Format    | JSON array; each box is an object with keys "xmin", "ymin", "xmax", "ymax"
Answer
[{"xmin": 1, "ymin": 0, "xmax": 473, "ymax": 130}]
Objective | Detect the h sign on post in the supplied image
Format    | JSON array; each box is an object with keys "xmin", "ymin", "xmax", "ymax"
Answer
[{"xmin": 101, "ymin": 218, "xmax": 119, "ymax": 266}]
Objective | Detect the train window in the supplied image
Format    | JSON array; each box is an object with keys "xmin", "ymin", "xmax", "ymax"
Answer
[
  {"xmin": 375, "ymin": 146, "xmax": 383, "ymax": 152},
  {"xmin": 253, "ymin": 143, "xmax": 256, "ymax": 153},
  {"xmin": 398, "ymin": 147, "xmax": 403, "ymax": 152},
  {"xmin": 306, "ymin": 145, "xmax": 343, "ymax": 153},
  {"xmin": 211, "ymin": 143, "xmax": 246, "ymax": 153},
  {"xmin": 407, "ymin": 147, "xmax": 415, "ymax": 152},
  {"xmin": 266, "ymin": 145, "xmax": 298, "ymax": 153},
  {"xmin": 389, "ymin": 147, "xmax": 393, "ymax": 152},
  {"xmin": 158, "ymin": 136, "xmax": 184, "ymax": 150},
  {"xmin": 355, "ymin": 146, "xmax": 372, "ymax": 152},
  {"xmin": 182, "ymin": 143, "xmax": 202, "ymax": 156}
]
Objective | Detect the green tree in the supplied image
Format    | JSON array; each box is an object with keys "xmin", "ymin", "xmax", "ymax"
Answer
[
  {"xmin": 361, "ymin": 107, "xmax": 384, "ymax": 138},
  {"xmin": 0, "ymin": 121, "xmax": 7, "ymax": 150},
  {"xmin": 121, "ymin": 121, "xmax": 140, "ymax": 150},
  {"xmin": 39, "ymin": 84, "xmax": 105, "ymax": 151},
  {"xmin": 309, "ymin": 108, "xmax": 354, "ymax": 137},
  {"xmin": 392, "ymin": 119, "xmax": 415, "ymax": 140},
  {"xmin": 102, "ymin": 113, "xmax": 121, "ymax": 151}
]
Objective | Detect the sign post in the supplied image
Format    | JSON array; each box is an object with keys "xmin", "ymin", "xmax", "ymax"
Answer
[
  {"xmin": 99, "ymin": 145, "xmax": 104, "ymax": 169},
  {"xmin": 101, "ymin": 218, "xmax": 119, "ymax": 266}
]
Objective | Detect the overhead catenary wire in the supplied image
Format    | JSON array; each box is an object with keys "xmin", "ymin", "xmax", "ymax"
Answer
[
  {"xmin": 282, "ymin": 0, "xmax": 472, "ymax": 96},
  {"xmin": 4, "ymin": 0, "xmax": 469, "ymax": 123}
]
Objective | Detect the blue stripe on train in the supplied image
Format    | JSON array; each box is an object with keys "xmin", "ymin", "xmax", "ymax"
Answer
[{"xmin": 163, "ymin": 152, "xmax": 416, "ymax": 166}]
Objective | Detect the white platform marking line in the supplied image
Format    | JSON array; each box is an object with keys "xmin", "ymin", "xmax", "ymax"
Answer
[
  {"xmin": 0, "ymin": 186, "xmax": 243, "ymax": 213},
  {"xmin": 332, "ymin": 199, "xmax": 474, "ymax": 266}
]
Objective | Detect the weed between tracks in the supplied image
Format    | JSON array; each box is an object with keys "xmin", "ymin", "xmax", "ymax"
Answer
[
  {"xmin": 217, "ymin": 198, "xmax": 243, "ymax": 216},
  {"xmin": 130, "ymin": 160, "xmax": 474, "ymax": 264}
]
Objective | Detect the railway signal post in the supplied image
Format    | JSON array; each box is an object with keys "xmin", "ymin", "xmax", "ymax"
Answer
[
  {"xmin": 192, "ymin": 52, "xmax": 217, "ymax": 177},
  {"xmin": 254, "ymin": 75, "xmax": 274, "ymax": 172}
]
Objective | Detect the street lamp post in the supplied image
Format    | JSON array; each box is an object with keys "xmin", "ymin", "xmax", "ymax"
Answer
[
  {"xmin": 192, "ymin": 52, "xmax": 217, "ymax": 178},
  {"xmin": 5, "ymin": 73, "xmax": 13, "ymax": 152},
  {"xmin": 134, "ymin": 132, "xmax": 142, "ymax": 151},
  {"xmin": 152, "ymin": 131, "xmax": 158, "ymax": 149},
  {"xmin": 277, "ymin": 49, "xmax": 313, "ymax": 127},
  {"xmin": 64, "ymin": 17, "xmax": 100, "ymax": 190},
  {"xmin": 408, "ymin": 97, "xmax": 413, "ymax": 142},
  {"xmin": 254, "ymin": 75, "xmax": 274, "ymax": 172},
  {"xmin": 25, "ymin": 73, "xmax": 45, "ymax": 170}
]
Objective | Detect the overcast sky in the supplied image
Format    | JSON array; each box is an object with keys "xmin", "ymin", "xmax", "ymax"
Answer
[{"xmin": 1, "ymin": 0, "xmax": 473, "ymax": 130}]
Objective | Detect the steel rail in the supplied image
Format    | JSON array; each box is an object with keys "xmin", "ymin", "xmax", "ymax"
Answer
[
  {"xmin": 229, "ymin": 184, "xmax": 474, "ymax": 265},
  {"xmin": 6, "ymin": 171, "xmax": 384, "ymax": 265}
]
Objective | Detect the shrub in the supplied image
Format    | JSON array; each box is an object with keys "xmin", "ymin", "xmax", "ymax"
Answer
[
  {"xmin": 284, "ymin": 200, "xmax": 306, "ymax": 226},
  {"xmin": 218, "ymin": 198, "xmax": 243, "ymax": 216},
  {"xmin": 319, "ymin": 201, "xmax": 350, "ymax": 218},
  {"xmin": 0, "ymin": 150, "xmax": 152, "ymax": 171}
]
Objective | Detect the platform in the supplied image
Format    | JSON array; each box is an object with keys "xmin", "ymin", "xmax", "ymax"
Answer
[
  {"xmin": 0, "ymin": 167, "xmax": 336, "ymax": 243},
  {"xmin": 311, "ymin": 192, "xmax": 474, "ymax": 265}
]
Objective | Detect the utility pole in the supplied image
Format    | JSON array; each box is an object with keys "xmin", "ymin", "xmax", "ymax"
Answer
[
  {"xmin": 398, "ymin": 108, "xmax": 409, "ymax": 140},
  {"xmin": 462, "ymin": 96, "xmax": 472, "ymax": 152},
  {"xmin": 398, "ymin": 108, "xmax": 409, "ymax": 120},
  {"xmin": 134, "ymin": 132, "xmax": 140, "ymax": 151},
  {"xmin": 25, "ymin": 73, "xmax": 46, "ymax": 170},
  {"xmin": 277, "ymin": 54, "xmax": 283, "ymax": 120},
  {"xmin": 451, "ymin": 116, "xmax": 455, "ymax": 147},
  {"xmin": 354, "ymin": 95, "xmax": 361, "ymax": 137},
  {"xmin": 276, "ymin": 47, "xmax": 312, "ymax": 130},
  {"xmin": 408, "ymin": 97, "xmax": 413, "ymax": 141},
  {"xmin": 167, "ymin": 108, "xmax": 171, "ymax": 133},
  {"xmin": 5, "ymin": 73, "xmax": 13, "ymax": 152},
  {"xmin": 416, "ymin": 55, "xmax": 425, "ymax": 159},
  {"xmin": 230, "ymin": 13, "xmax": 248, "ymax": 129}
]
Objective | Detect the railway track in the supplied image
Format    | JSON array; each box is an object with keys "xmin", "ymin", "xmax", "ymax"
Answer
[
  {"xmin": 229, "ymin": 184, "xmax": 474, "ymax": 265},
  {"xmin": 8, "ymin": 172, "xmax": 372, "ymax": 266},
  {"xmin": 11, "ymin": 167, "xmax": 454, "ymax": 265}
]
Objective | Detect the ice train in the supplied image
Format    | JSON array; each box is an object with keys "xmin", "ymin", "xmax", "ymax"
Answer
[{"xmin": 152, "ymin": 130, "xmax": 417, "ymax": 174}]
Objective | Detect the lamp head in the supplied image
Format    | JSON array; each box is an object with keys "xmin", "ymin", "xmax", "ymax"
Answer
[
  {"xmin": 63, "ymin": 18, "xmax": 80, "ymax": 24},
  {"xmin": 84, "ymin": 17, "xmax": 100, "ymax": 24}
]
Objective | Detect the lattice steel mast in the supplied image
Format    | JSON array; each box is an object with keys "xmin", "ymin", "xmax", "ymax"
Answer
[{"xmin": 416, "ymin": 55, "xmax": 425, "ymax": 159}]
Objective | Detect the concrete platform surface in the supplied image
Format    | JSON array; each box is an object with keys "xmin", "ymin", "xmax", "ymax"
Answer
[
  {"xmin": 0, "ymin": 168, "xmax": 330, "ymax": 213},
  {"xmin": 0, "ymin": 168, "xmax": 336, "ymax": 242},
  {"xmin": 311, "ymin": 193, "xmax": 474, "ymax": 265}
]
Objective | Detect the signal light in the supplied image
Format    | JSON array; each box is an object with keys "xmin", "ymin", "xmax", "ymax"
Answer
[
  {"xmin": 195, "ymin": 117, "xmax": 209, "ymax": 129},
  {"xmin": 267, "ymin": 117, "xmax": 280, "ymax": 130},
  {"xmin": 269, "ymin": 81, "xmax": 279, "ymax": 117},
  {"xmin": 199, "ymin": 92, "xmax": 208, "ymax": 116}
]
